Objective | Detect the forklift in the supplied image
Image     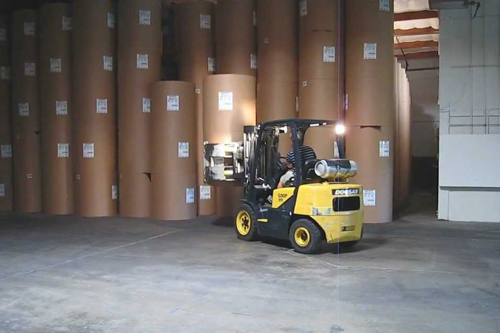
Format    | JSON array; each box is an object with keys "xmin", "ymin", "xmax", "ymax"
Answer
[{"xmin": 204, "ymin": 119, "xmax": 364, "ymax": 254}]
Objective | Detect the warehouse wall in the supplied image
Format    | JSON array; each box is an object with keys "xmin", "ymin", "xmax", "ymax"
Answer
[{"xmin": 438, "ymin": 0, "xmax": 500, "ymax": 222}]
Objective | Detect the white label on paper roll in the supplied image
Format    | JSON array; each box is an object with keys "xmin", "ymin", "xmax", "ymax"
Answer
[
  {"xmin": 167, "ymin": 95, "xmax": 180, "ymax": 111},
  {"xmin": 142, "ymin": 98, "xmax": 151, "ymax": 113},
  {"xmin": 253, "ymin": 11, "xmax": 257, "ymax": 26},
  {"xmin": 83, "ymin": 143, "xmax": 94, "ymax": 158},
  {"xmin": 25, "ymin": 62, "xmax": 36, "ymax": 76},
  {"xmin": 295, "ymin": 96, "xmax": 299, "ymax": 112},
  {"xmin": 363, "ymin": 190, "xmax": 377, "ymax": 206},
  {"xmin": 218, "ymin": 92, "xmax": 233, "ymax": 111},
  {"xmin": 208, "ymin": 57, "xmax": 216, "ymax": 72},
  {"xmin": 323, "ymin": 46, "xmax": 335, "ymax": 63},
  {"xmin": 96, "ymin": 99, "xmax": 108, "ymax": 114},
  {"xmin": 379, "ymin": 140, "xmax": 390, "ymax": 157},
  {"xmin": 1, "ymin": 144, "xmax": 12, "ymax": 158},
  {"xmin": 139, "ymin": 10, "xmax": 151, "ymax": 25},
  {"xmin": 103, "ymin": 56, "xmax": 113, "ymax": 71},
  {"xmin": 112, "ymin": 185, "xmax": 118, "ymax": 200},
  {"xmin": 26, "ymin": 174, "xmax": 33, "ymax": 179},
  {"xmin": 178, "ymin": 142, "xmax": 189, "ymax": 158},
  {"xmin": 0, "ymin": 184, "xmax": 5, "ymax": 197},
  {"xmin": 137, "ymin": 54, "xmax": 149, "ymax": 69},
  {"xmin": 57, "ymin": 143, "xmax": 70, "ymax": 158},
  {"xmin": 300, "ymin": 0, "xmax": 307, "ymax": 17},
  {"xmin": 334, "ymin": 141, "xmax": 340, "ymax": 158},
  {"xmin": 62, "ymin": 16, "xmax": 73, "ymax": 31},
  {"xmin": 186, "ymin": 188, "xmax": 195, "ymax": 204},
  {"xmin": 250, "ymin": 53, "xmax": 258, "ymax": 70},
  {"xmin": 0, "ymin": 28, "xmax": 6, "ymax": 41},
  {"xmin": 50, "ymin": 58, "xmax": 62, "ymax": 73},
  {"xmin": 75, "ymin": 174, "xmax": 81, "ymax": 180},
  {"xmin": 0, "ymin": 67, "xmax": 10, "ymax": 80},
  {"xmin": 56, "ymin": 101, "xmax": 68, "ymax": 115},
  {"xmin": 200, "ymin": 14, "xmax": 211, "ymax": 29},
  {"xmin": 107, "ymin": 13, "xmax": 116, "ymax": 28},
  {"xmin": 379, "ymin": 0, "xmax": 390, "ymax": 12},
  {"xmin": 195, "ymin": 88, "xmax": 201, "ymax": 94},
  {"xmin": 24, "ymin": 22, "xmax": 35, "ymax": 35},
  {"xmin": 302, "ymin": 81, "xmax": 308, "ymax": 87},
  {"xmin": 364, "ymin": 43, "xmax": 377, "ymax": 60},
  {"xmin": 19, "ymin": 103, "xmax": 29, "ymax": 117},
  {"xmin": 200, "ymin": 185, "xmax": 211, "ymax": 200}
]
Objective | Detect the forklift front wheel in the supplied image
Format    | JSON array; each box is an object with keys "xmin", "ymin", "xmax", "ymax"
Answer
[
  {"xmin": 289, "ymin": 219, "xmax": 322, "ymax": 254},
  {"xmin": 235, "ymin": 204, "xmax": 259, "ymax": 241}
]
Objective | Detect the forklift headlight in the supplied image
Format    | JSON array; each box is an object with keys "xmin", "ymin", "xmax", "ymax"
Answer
[{"xmin": 335, "ymin": 124, "xmax": 346, "ymax": 135}]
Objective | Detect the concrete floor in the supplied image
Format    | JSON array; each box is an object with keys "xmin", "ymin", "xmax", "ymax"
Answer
[{"xmin": 0, "ymin": 198, "xmax": 499, "ymax": 333}]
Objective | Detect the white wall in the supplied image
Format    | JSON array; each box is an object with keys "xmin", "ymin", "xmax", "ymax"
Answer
[{"xmin": 438, "ymin": 0, "xmax": 500, "ymax": 222}]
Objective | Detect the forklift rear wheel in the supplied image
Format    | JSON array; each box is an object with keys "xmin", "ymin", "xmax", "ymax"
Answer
[
  {"xmin": 289, "ymin": 219, "xmax": 322, "ymax": 254},
  {"xmin": 235, "ymin": 204, "xmax": 259, "ymax": 241}
]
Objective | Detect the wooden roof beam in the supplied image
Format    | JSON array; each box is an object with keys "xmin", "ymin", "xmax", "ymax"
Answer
[
  {"xmin": 395, "ymin": 10, "xmax": 438, "ymax": 21},
  {"xmin": 396, "ymin": 51, "xmax": 439, "ymax": 60},
  {"xmin": 395, "ymin": 41, "xmax": 439, "ymax": 50},
  {"xmin": 395, "ymin": 27, "xmax": 439, "ymax": 36}
]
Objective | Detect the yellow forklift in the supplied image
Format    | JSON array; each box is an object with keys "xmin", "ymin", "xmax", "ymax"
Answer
[{"xmin": 204, "ymin": 119, "xmax": 363, "ymax": 254}]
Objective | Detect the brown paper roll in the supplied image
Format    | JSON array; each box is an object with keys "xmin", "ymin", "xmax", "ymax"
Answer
[
  {"xmin": 216, "ymin": 0, "xmax": 257, "ymax": 76},
  {"xmin": 303, "ymin": 126, "xmax": 336, "ymax": 159},
  {"xmin": 12, "ymin": 10, "xmax": 42, "ymax": 213},
  {"xmin": 298, "ymin": 78, "xmax": 339, "ymax": 120},
  {"xmin": 203, "ymin": 74, "xmax": 256, "ymax": 217},
  {"xmin": 299, "ymin": 31, "xmax": 337, "ymax": 81},
  {"xmin": 175, "ymin": 0, "xmax": 217, "ymax": 216},
  {"xmin": 216, "ymin": 186, "xmax": 244, "ymax": 218},
  {"xmin": 73, "ymin": 0, "xmax": 117, "ymax": 217},
  {"xmin": 119, "ymin": 172, "xmax": 152, "ymax": 217},
  {"xmin": 346, "ymin": 125, "xmax": 394, "ymax": 223},
  {"xmin": 257, "ymin": 80, "xmax": 297, "ymax": 123},
  {"xmin": 257, "ymin": 0, "xmax": 298, "ymax": 82},
  {"xmin": 0, "ymin": 15, "xmax": 8, "ymax": 65},
  {"xmin": 39, "ymin": 3, "xmax": 74, "ymax": 215},
  {"xmin": 151, "ymin": 81, "xmax": 197, "ymax": 220},
  {"xmin": 346, "ymin": 0, "xmax": 394, "ymax": 127},
  {"xmin": 299, "ymin": 0, "xmax": 338, "ymax": 34}
]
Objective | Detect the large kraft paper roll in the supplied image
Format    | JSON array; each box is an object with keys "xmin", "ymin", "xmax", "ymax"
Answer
[
  {"xmin": 118, "ymin": 0, "xmax": 161, "ymax": 218},
  {"xmin": 40, "ymin": 3, "xmax": 74, "ymax": 215},
  {"xmin": 151, "ymin": 81, "xmax": 197, "ymax": 220},
  {"xmin": 73, "ymin": 0, "xmax": 117, "ymax": 217},
  {"xmin": 203, "ymin": 74, "xmax": 256, "ymax": 217},
  {"xmin": 216, "ymin": 0, "xmax": 257, "ymax": 76},
  {"xmin": 257, "ymin": 81, "xmax": 297, "ymax": 122},
  {"xmin": 299, "ymin": 31, "xmax": 338, "ymax": 81},
  {"xmin": 346, "ymin": 0, "xmax": 394, "ymax": 127},
  {"xmin": 0, "ymin": 15, "xmax": 12, "ymax": 211},
  {"xmin": 299, "ymin": 78, "xmax": 339, "ymax": 120},
  {"xmin": 12, "ymin": 10, "xmax": 42, "ymax": 213},
  {"xmin": 299, "ymin": 0, "xmax": 338, "ymax": 34},
  {"xmin": 346, "ymin": 125, "xmax": 394, "ymax": 223},
  {"xmin": 176, "ymin": 0, "xmax": 217, "ymax": 216}
]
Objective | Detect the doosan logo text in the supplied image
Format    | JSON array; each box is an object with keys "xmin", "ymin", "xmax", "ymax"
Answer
[{"xmin": 334, "ymin": 189, "xmax": 360, "ymax": 196}]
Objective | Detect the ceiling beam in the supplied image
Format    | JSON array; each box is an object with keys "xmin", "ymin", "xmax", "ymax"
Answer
[
  {"xmin": 395, "ymin": 27, "xmax": 439, "ymax": 36},
  {"xmin": 395, "ymin": 10, "xmax": 438, "ymax": 21},
  {"xmin": 396, "ymin": 51, "xmax": 439, "ymax": 60},
  {"xmin": 395, "ymin": 41, "xmax": 439, "ymax": 50}
]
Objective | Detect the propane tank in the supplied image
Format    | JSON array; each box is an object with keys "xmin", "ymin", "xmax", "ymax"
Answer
[{"xmin": 314, "ymin": 159, "xmax": 358, "ymax": 181}]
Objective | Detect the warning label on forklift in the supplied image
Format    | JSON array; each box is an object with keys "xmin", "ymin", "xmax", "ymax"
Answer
[
  {"xmin": 96, "ymin": 99, "xmax": 108, "ymax": 114},
  {"xmin": 112, "ymin": 185, "xmax": 118, "ymax": 200},
  {"xmin": 19, "ymin": 103, "xmax": 29, "ymax": 117},
  {"xmin": 0, "ymin": 184, "xmax": 4, "ymax": 197},
  {"xmin": 57, "ymin": 143, "xmax": 70, "ymax": 158},
  {"xmin": 137, "ymin": 54, "xmax": 149, "ymax": 69},
  {"xmin": 25, "ymin": 62, "xmax": 36, "ymax": 76},
  {"xmin": 364, "ymin": 43, "xmax": 377, "ymax": 60},
  {"xmin": 218, "ymin": 92, "xmax": 233, "ymax": 111},
  {"xmin": 167, "ymin": 95, "xmax": 180, "ymax": 111},
  {"xmin": 200, "ymin": 14, "xmax": 211, "ymax": 29},
  {"xmin": 208, "ymin": 57, "xmax": 216, "ymax": 72},
  {"xmin": 300, "ymin": 0, "xmax": 307, "ymax": 17},
  {"xmin": 323, "ymin": 46, "xmax": 335, "ymax": 63},
  {"xmin": 178, "ymin": 142, "xmax": 189, "ymax": 158},
  {"xmin": 107, "ymin": 13, "xmax": 116, "ymax": 29},
  {"xmin": 139, "ymin": 10, "xmax": 151, "ymax": 25},
  {"xmin": 363, "ymin": 190, "xmax": 377, "ymax": 206},
  {"xmin": 62, "ymin": 16, "xmax": 73, "ymax": 31},
  {"xmin": 24, "ymin": 22, "xmax": 35, "ymax": 36},
  {"xmin": 56, "ymin": 101, "xmax": 68, "ymax": 115},
  {"xmin": 50, "ymin": 58, "xmax": 62, "ymax": 73},
  {"xmin": 379, "ymin": 0, "xmax": 390, "ymax": 12},
  {"xmin": 0, "ymin": 66, "xmax": 10, "ymax": 80},
  {"xmin": 1, "ymin": 144, "xmax": 12, "ymax": 158},
  {"xmin": 250, "ymin": 53, "xmax": 258, "ymax": 70},
  {"xmin": 379, "ymin": 140, "xmax": 390, "ymax": 157},
  {"xmin": 0, "ymin": 28, "xmax": 6, "ymax": 41},
  {"xmin": 103, "ymin": 56, "xmax": 113, "ymax": 71},
  {"xmin": 83, "ymin": 143, "xmax": 94, "ymax": 159},
  {"xmin": 200, "ymin": 185, "xmax": 211, "ymax": 200},
  {"xmin": 186, "ymin": 188, "xmax": 195, "ymax": 204},
  {"xmin": 142, "ymin": 98, "xmax": 151, "ymax": 113}
]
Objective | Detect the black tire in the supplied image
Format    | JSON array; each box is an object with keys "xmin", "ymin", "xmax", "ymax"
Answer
[
  {"xmin": 235, "ymin": 204, "xmax": 259, "ymax": 241},
  {"xmin": 341, "ymin": 227, "xmax": 363, "ymax": 249},
  {"xmin": 289, "ymin": 219, "xmax": 323, "ymax": 254}
]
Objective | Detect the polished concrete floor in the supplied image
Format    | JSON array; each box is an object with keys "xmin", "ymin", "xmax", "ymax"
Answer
[{"xmin": 0, "ymin": 197, "xmax": 499, "ymax": 333}]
